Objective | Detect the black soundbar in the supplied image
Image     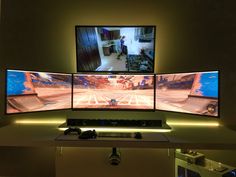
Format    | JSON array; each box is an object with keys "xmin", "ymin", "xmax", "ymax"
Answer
[{"xmin": 66, "ymin": 119, "xmax": 163, "ymax": 128}]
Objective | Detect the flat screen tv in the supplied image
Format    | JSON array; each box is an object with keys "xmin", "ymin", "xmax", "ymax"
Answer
[
  {"xmin": 75, "ymin": 25, "xmax": 156, "ymax": 73},
  {"xmin": 73, "ymin": 74, "xmax": 155, "ymax": 110},
  {"xmin": 6, "ymin": 69, "xmax": 72, "ymax": 114},
  {"xmin": 155, "ymin": 71, "xmax": 219, "ymax": 117}
]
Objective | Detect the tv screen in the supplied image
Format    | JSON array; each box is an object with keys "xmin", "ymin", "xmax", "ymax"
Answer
[
  {"xmin": 73, "ymin": 74, "xmax": 155, "ymax": 110},
  {"xmin": 75, "ymin": 26, "xmax": 156, "ymax": 73},
  {"xmin": 155, "ymin": 71, "xmax": 219, "ymax": 117},
  {"xmin": 6, "ymin": 69, "xmax": 72, "ymax": 114}
]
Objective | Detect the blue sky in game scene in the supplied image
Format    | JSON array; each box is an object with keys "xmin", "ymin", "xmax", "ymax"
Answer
[
  {"xmin": 196, "ymin": 72, "xmax": 218, "ymax": 98},
  {"xmin": 7, "ymin": 70, "xmax": 33, "ymax": 96}
]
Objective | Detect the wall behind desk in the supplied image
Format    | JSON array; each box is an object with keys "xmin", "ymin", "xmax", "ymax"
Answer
[
  {"xmin": 0, "ymin": 0, "xmax": 236, "ymax": 129},
  {"xmin": 0, "ymin": 147, "xmax": 55, "ymax": 177},
  {"xmin": 56, "ymin": 148, "xmax": 174, "ymax": 177}
]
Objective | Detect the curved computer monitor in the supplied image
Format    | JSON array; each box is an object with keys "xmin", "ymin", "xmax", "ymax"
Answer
[
  {"xmin": 73, "ymin": 74, "xmax": 155, "ymax": 110},
  {"xmin": 155, "ymin": 71, "xmax": 219, "ymax": 117},
  {"xmin": 75, "ymin": 25, "xmax": 156, "ymax": 73},
  {"xmin": 6, "ymin": 69, "xmax": 72, "ymax": 114}
]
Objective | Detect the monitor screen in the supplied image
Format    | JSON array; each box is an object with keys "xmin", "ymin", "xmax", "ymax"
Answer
[
  {"xmin": 75, "ymin": 26, "xmax": 156, "ymax": 73},
  {"xmin": 73, "ymin": 74, "xmax": 155, "ymax": 110},
  {"xmin": 6, "ymin": 69, "xmax": 72, "ymax": 114},
  {"xmin": 155, "ymin": 71, "xmax": 219, "ymax": 117}
]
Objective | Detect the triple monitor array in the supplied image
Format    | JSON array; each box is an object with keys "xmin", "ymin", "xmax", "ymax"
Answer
[
  {"xmin": 5, "ymin": 26, "xmax": 219, "ymax": 117},
  {"xmin": 6, "ymin": 70, "xmax": 219, "ymax": 117}
]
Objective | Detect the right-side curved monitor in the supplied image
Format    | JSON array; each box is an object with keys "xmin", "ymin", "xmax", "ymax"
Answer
[{"xmin": 155, "ymin": 71, "xmax": 219, "ymax": 117}]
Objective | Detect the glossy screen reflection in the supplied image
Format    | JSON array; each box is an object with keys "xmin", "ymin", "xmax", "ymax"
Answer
[
  {"xmin": 73, "ymin": 74, "xmax": 154, "ymax": 110},
  {"xmin": 6, "ymin": 70, "xmax": 72, "ymax": 114},
  {"xmin": 155, "ymin": 71, "xmax": 219, "ymax": 117}
]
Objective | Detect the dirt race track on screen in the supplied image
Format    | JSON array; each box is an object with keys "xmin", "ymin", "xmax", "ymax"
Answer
[
  {"xmin": 7, "ymin": 88, "xmax": 71, "ymax": 113},
  {"xmin": 156, "ymin": 89, "xmax": 218, "ymax": 116},
  {"xmin": 73, "ymin": 89, "xmax": 154, "ymax": 109}
]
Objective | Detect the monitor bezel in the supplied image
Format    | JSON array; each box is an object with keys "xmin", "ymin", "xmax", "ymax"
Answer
[
  {"xmin": 4, "ymin": 69, "xmax": 220, "ymax": 117},
  {"xmin": 155, "ymin": 70, "xmax": 220, "ymax": 118},
  {"xmin": 75, "ymin": 25, "xmax": 156, "ymax": 74},
  {"xmin": 5, "ymin": 69, "xmax": 73, "ymax": 115},
  {"xmin": 72, "ymin": 72, "xmax": 156, "ymax": 112}
]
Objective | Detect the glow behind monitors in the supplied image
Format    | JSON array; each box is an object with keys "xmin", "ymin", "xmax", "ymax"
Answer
[
  {"xmin": 6, "ymin": 69, "xmax": 72, "ymax": 114},
  {"xmin": 155, "ymin": 71, "xmax": 219, "ymax": 117},
  {"xmin": 73, "ymin": 74, "xmax": 155, "ymax": 110}
]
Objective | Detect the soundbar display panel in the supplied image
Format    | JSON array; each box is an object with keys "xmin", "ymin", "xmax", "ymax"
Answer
[
  {"xmin": 6, "ymin": 69, "xmax": 72, "ymax": 114},
  {"xmin": 155, "ymin": 71, "xmax": 219, "ymax": 117},
  {"xmin": 67, "ymin": 118, "xmax": 162, "ymax": 128},
  {"xmin": 73, "ymin": 74, "xmax": 155, "ymax": 110}
]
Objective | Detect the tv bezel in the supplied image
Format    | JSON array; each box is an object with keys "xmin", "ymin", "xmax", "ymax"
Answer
[
  {"xmin": 5, "ymin": 69, "xmax": 73, "ymax": 115},
  {"xmin": 75, "ymin": 25, "xmax": 156, "ymax": 74},
  {"xmin": 155, "ymin": 70, "xmax": 220, "ymax": 118},
  {"xmin": 72, "ymin": 72, "xmax": 156, "ymax": 112}
]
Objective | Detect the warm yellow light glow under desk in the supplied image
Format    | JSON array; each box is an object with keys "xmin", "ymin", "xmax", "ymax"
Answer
[
  {"xmin": 14, "ymin": 119, "xmax": 220, "ymax": 128},
  {"xmin": 14, "ymin": 120, "xmax": 171, "ymax": 132},
  {"xmin": 58, "ymin": 127, "xmax": 172, "ymax": 133},
  {"xmin": 167, "ymin": 121, "xmax": 220, "ymax": 127},
  {"xmin": 15, "ymin": 119, "xmax": 65, "ymax": 125}
]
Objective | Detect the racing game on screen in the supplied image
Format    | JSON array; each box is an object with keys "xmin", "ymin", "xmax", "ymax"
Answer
[
  {"xmin": 73, "ymin": 74, "xmax": 154, "ymax": 110},
  {"xmin": 6, "ymin": 70, "xmax": 72, "ymax": 114},
  {"xmin": 155, "ymin": 71, "xmax": 219, "ymax": 117}
]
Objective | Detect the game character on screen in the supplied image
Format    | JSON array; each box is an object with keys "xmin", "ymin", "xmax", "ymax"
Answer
[{"xmin": 117, "ymin": 36, "xmax": 126, "ymax": 59}]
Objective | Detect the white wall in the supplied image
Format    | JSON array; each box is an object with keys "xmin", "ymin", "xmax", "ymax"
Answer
[{"xmin": 120, "ymin": 27, "xmax": 153, "ymax": 55}]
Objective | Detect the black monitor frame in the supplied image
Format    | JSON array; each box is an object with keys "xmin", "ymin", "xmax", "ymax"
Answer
[
  {"xmin": 4, "ymin": 69, "xmax": 220, "ymax": 118},
  {"xmin": 75, "ymin": 25, "xmax": 156, "ymax": 74}
]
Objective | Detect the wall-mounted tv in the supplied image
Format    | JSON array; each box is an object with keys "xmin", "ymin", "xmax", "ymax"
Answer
[
  {"xmin": 75, "ymin": 25, "xmax": 156, "ymax": 73},
  {"xmin": 6, "ymin": 69, "xmax": 72, "ymax": 114},
  {"xmin": 73, "ymin": 74, "xmax": 155, "ymax": 110},
  {"xmin": 155, "ymin": 71, "xmax": 219, "ymax": 117}
]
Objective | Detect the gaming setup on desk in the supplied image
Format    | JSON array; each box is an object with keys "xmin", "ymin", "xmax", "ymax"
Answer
[
  {"xmin": 5, "ymin": 69, "xmax": 219, "ymax": 138},
  {"xmin": 5, "ymin": 26, "xmax": 219, "ymax": 139}
]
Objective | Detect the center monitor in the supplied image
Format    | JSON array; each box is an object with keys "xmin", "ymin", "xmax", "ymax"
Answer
[
  {"xmin": 75, "ymin": 25, "xmax": 156, "ymax": 73},
  {"xmin": 73, "ymin": 74, "xmax": 155, "ymax": 110}
]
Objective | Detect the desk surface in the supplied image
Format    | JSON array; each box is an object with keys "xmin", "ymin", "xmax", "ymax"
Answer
[{"xmin": 0, "ymin": 124, "xmax": 236, "ymax": 149}]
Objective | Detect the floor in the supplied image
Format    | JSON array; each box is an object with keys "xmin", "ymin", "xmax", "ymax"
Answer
[{"xmin": 96, "ymin": 53, "xmax": 128, "ymax": 72}]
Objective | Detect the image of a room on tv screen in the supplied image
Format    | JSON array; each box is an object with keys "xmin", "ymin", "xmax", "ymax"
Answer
[
  {"xmin": 6, "ymin": 70, "xmax": 72, "ymax": 114},
  {"xmin": 156, "ymin": 71, "xmax": 219, "ymax": 117},
  {"xmin": 73, "ymin": 74, "xmax": 154, "ymax": 110},
  {"xmin": 76, "ymin": 26, "xmax": 155, "ymax": 72}
]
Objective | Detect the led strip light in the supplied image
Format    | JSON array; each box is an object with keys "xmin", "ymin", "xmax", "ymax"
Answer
[
  {"xmin": 58, "ymin": 127, "xmax": 172, "ymax": 133},
  {"xmin": 167, "ymin": 121, "xmax": 220, "ymax": 127}
]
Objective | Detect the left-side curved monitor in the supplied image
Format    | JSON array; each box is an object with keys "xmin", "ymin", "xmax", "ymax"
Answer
[{"xmin": 6, "ymin": 69, "xmax": 72, "ymax": 114}]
